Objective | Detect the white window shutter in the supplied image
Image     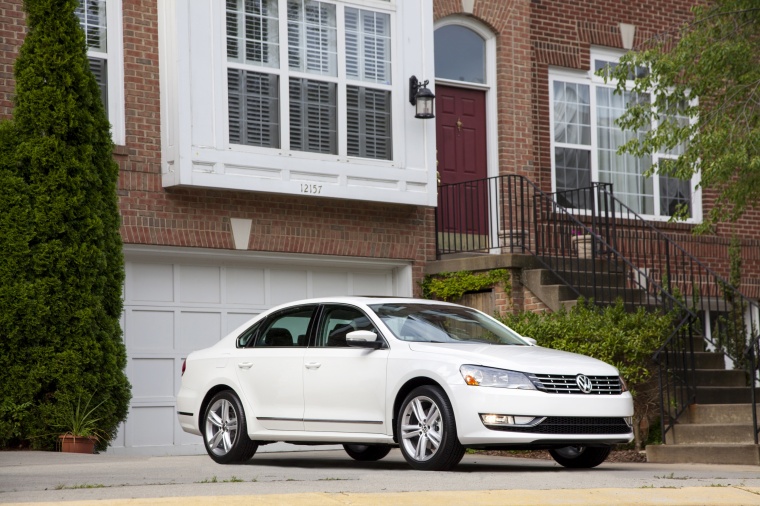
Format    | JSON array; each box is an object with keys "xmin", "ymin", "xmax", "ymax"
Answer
[
  {"xmin": 228, "ymin": 69, "xmax": 280, "ymax": 148},
  {"xmin": 347, "ymin": 86, "xmax": 391, "ymax": 160},
  {"xmin": 289, "ymin": 78, "xmax": 337, "ymax": 154}
]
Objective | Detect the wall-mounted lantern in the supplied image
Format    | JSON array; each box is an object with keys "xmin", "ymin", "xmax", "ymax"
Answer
[{"xmin": 409, "ymin": 76, "xmax": 435, "ymax": 119}]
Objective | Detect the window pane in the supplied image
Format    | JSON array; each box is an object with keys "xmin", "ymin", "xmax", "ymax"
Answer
[
  {"xmin": 553, "ymin": 81, "xmax": 590, "ymax": 146},
  {"xmin": 434, "ymin": 25, "xmax": 485, "ymax": 84},
  {"xmin": 287, "ymin": 0, "xmax": 337, "ymax": 76},
  {"xmin": 228, "ymin": 69, "xmax": 280, "ymax": 147},
  {"xmin": 76, "ymin": 0, "xmax": 107, "ymax": 52},
  {"xmin": 659, "ymin": 174, "xmax": 692, "ymax": 218},
  {"xmin": 255, "ymin": 306, "xmax": 315, "ymax": 347},
  {"xmin": 318, "ymin": 305, "xmax": 378, "ymax": 348},
  {"xmin": 555, "ymin": 147, "xmax": 591, "ymax": 209},
  {"xmin": 347, "ymin": 86, "xmax": 392, "ymax": 160},
  {"xmin": 88, "ymin": 57, "xmax": 108, "ymax": 113},
  {"xmin": 596, "ymin": 87, "xmax": 654, "ymax": 214},
  {"xmin": 226, "ymin": 0, "xmax": 280, "ymax": 67},
  {"xmin": 345, "ymin": 8, "xmax": 391, "ymax": 84},
  {"xmin": 289, "ymin": 78, "xmax": 337, "ymax": 154}
]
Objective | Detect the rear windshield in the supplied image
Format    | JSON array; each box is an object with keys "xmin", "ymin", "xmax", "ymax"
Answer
[{"xmin": 368, "ymin": 303, "xmax": 527, "ymax": 345}]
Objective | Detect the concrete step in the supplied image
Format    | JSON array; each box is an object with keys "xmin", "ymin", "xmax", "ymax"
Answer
[
  {"xmin": 662, "ymin": 351, "xmax": 728, "ymax": 370},
  {"xmin": 692, "ymin": 369, "xmax": 748, "ymax": 388},
  {"xmin": 695, "ymin": 386, "xmax": 760, "ymax": 404},
  {"xmin": 687, "ymin": 404, "xmax": 760, "ymax": 424},
  {"xmin": 647, "ymin": 443, "xmax": 760, "ymax": 465},
  {"xmin": 664, "ymin": 423, "xmax": 758, "ymax": 444}
]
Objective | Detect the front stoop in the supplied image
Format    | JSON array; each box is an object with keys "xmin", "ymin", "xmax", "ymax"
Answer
[{"xmin": 647, "ymin": 444, "xmax": 760, "ymax": 465}]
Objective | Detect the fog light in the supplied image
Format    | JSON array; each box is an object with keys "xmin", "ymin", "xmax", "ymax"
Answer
[{"xmin": 480, "ymin": 414, "xmax": 544, "ymax": 427}]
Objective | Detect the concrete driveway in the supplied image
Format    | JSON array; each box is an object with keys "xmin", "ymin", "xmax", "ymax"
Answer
[{"xmin": 2, "ymin": 449, "xmax": 760, "ymax": 505}]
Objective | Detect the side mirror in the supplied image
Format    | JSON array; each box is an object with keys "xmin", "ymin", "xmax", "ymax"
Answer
[
  {"xmin": 346, "ymin": 330, "xmax": 383, "ymax": 349},
  {"xmin": 522, "ymin": 336, "xmax": 537, "ymax": 346}
]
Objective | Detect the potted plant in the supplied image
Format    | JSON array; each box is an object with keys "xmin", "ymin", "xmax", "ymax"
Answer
[
  {"xmin": 570, "ymin": 229, "xmax": 594, "ymax": 258},
  {"xmin": 56, "ymin": 393, "xmax": 107, "ymax": 454}
]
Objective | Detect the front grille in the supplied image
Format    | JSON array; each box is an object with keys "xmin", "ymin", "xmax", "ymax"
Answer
[
  {"xmin": 529, "ymin": 374, "xmax": 622, "ymax": 395},
  {"xmin": 487, "ymin": 417, "xmax": 632, "ymax": 435}
]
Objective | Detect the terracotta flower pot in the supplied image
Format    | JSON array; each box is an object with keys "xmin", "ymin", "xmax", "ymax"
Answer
[{"xmin": 59, "ymin": 434, "xmax": 98, "ymax": 454}]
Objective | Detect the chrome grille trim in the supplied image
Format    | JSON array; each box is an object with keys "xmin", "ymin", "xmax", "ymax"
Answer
[{"xmin": 528, "ymin": 374, "xmax": 622, "ymax": 395}]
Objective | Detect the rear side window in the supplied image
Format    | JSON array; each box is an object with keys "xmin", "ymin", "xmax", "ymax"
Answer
[
  {"xmin": 236, "ymin": 321, "xmax": 262, "ymax": 348},
  {"xmin": 253, "ymin": 306, "xmax": 317, "ymax": 348}
]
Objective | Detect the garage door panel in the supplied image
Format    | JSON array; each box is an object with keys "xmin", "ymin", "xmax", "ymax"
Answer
[
  {"xmin": 226, "ymin": 312, "xmax": 258, "ymax": 334},
  {"xmin": 353, "ymin": 272, "xmax": 392, "ymax": 296},
  {"xmin": 180, "ymin": 266, "xmax": 221, "ymax": 303},
  {"xmin": 128, "ymin": 407, "xmax": 175, "ymax": 447},
  {"xmin": 312, "ymin": 271, "xmax": 349, "ymax": 297},
  {"xmin": 126, "ymin": 310, "xmax": 174, "ymax": 350},
  {"xmin": 179, "ymin": 311, "xmax": 222, "ymax": 351},
  {"xmin": 270, "ymin": 270, "xmax": 308, "ymax": 304},
  {"xmin": 130, "ymin": 263, "xmax": 174, "ymax": 302},
  {"xmin": 226, "ymin": 267, "xmax": 266, "ymax": 304},
  {"xmin": 131, "ymin": 358, "xmax": 175, "ymax": 400}
]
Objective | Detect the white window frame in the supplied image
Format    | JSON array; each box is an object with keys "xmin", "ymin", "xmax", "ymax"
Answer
[
  {"xmin": 221, "ymin": 0, "xmax": 399, "ymax": 164},
  {"xmin": 79, "ymin": 0, "xmax": 126, "ymax": 146},
  {"xmin": 548, "ymin": 47, "xmax": 702, "ymax": 223}
]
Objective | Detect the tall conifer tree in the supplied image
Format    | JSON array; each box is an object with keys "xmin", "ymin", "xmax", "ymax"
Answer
[{"xmin": 0, "ymin": 0, "xmax": 130, "ymax": 448}]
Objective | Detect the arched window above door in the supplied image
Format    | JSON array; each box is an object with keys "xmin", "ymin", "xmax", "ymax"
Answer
[{"xmin": 434, "ymin": 25, "xmax": 485, "ymax": 84}]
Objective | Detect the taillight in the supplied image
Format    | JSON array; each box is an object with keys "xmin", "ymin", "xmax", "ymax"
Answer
[{"xmin": 181, "ymin": 359, "xmax": 186, "ymax": 376}]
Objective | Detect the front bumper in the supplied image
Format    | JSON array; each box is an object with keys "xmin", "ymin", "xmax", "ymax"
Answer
[{"xmin": 450, "ymin": 384, "xmax": 634, "ymax": 446}]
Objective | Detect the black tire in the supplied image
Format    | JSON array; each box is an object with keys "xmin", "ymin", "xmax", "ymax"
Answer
[
  {"xmin": 549, "ymin": 445, "xmax": 611, "ymax": 468},
  {"xmin": 396, "ymin": 385, "xmax": 465, "ymax": 471},
  {"xmin": 343, "ymin": 444, "xmax": 392, "ymax": 462},
  {"xmin": 202, "ymin": 390, "xmax": 258, "ymax": 464}
]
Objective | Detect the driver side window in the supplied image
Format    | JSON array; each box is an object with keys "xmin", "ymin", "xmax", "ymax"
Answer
[{"xmin": 317, "ymin": 305, "xmax": 378, "ymax": 348}]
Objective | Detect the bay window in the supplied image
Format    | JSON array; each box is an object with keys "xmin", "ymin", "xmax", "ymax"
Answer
[
  {"xmin": 225, "ymin": 0, "xmax": 393, "ymax": 160},
  {"xmin": 550, "ymin": 49, "xmax": 699, "ymax": 221}
]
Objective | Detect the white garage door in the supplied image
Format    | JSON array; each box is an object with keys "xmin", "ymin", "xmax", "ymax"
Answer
[{"xmin": 108, "ymin": 245, "xmax": 412, "ymax": 455}]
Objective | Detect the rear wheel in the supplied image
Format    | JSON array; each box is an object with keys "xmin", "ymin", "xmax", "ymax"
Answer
[
  {"xmin": 203, "ymin": 390, "xmax": 258, "ymax": 464},
  {"xmin": 343, "ymin": 444, "xmax": 392, "ymax": 462},
  {"xmin": 397, "ymin": 385, "xmax": 465, "ymax": 471},
  {"xmin": 549, "ymin": 445, "xmax": 611, "ymax": 468}
]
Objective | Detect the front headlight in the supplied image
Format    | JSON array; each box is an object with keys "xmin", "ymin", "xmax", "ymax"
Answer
[{"xmin": 460, "ymin": 365, "xmax": 536, "ymax": 390}]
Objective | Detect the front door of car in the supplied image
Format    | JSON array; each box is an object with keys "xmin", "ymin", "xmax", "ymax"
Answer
[
  {"xmin": 234, "ymin": 305, "xmax": 316, "ymax": 431},
  {"xmin": 302, "ymin": 305, "xmax": 389, "ymax": 434}
]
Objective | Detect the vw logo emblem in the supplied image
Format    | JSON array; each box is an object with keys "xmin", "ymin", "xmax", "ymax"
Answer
[{"xmin": 576, "ymin": 374, "xmax": 593, "ymax": 394}]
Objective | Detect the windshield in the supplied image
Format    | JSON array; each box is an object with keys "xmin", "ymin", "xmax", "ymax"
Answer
[{"xmin": 368, "ymin": 303, "xmax": 528, "ymax": 345}]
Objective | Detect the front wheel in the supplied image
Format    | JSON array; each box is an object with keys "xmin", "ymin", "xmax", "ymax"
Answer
[
  {"xmin": 397, "ymin": 385, "xmax": 465, "ymax": 471},
  {"xmin": 203, "ymin": 390, "xmax": 258, "ymax": 464},
  {"xmin": 549, "ymin": 445, "xmax": 611, "ymax": 468},
  {"xmin": 343, "ymin": 444, "xmax": 392, "ymax": 462}
]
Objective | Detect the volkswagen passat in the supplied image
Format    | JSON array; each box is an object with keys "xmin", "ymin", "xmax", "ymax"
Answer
[{"xmin": 177, "ymin": 297, "xmax": 633, "ymax": 470}]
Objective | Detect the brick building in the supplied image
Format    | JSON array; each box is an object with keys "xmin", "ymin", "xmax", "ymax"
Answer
[{"xmin": 1, "ymin": 0, "xmax": 758, "ymax": 455}]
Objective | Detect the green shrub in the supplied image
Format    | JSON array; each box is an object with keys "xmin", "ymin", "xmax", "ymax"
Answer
[
  {"xmin": 422, "ymin": 269, "xmax": 511, "ymax": 302},
  {"xmin": 0, "ymin": 0, "xmax": 130, "ymax": 449},
  {"xmin": 499, "ymin": 299, "xmax": 673, "ymax": 449}
]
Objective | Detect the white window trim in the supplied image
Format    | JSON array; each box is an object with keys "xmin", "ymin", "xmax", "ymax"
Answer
[
  {"xmin": 219, "ymin": 0, "xmax": 400, "ymax": 166},
  {"xmin": 433, "ymin": 15, "xmax": 498, "ymax": 180},
  {"xmin": 548, "ymin": 47, "xmax": 702, "ymax": 224},
  {"xmin": 85, "ymin": 0, "xmax": 126, "ymax": 146}
]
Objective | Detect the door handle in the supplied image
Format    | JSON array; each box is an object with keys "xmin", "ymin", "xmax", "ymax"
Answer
[
  {"xmin": 305, "ymin": 362, "xmax": 321, "ymax": 370},
  {"xmin": 456, "ymin": 117, "xmax": 463, "ymax": 131},
  {"xmin": 238, "ymin": 362, "xmax": 253, "ymax": 369}
]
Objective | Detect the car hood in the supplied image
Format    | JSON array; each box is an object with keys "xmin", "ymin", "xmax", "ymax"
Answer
[{"xmin": 407, "ymin": 342, "xmax": 618, "ymax": 376}]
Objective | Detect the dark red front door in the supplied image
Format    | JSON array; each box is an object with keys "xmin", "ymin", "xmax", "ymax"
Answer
[{"xmin": 436, "ymin": 85, "xmax": 488, "ymax": 235}]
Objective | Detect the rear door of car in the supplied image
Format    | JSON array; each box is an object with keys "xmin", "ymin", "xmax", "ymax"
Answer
[
  {"xmin": 234, "ymin": 305, "xmax": 317, "ymax": 431},
  {"xmin": 302, "ymin": 304, "xmax": 389, "ymax": 434}
]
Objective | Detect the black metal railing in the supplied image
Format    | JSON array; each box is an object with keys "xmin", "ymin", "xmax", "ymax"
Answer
[{"xmin": 436, "ymin": 174, "xmax": 760, "ymax": 444}]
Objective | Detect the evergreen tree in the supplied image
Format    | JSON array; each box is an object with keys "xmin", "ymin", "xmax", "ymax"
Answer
[{"xmin": 0, "ymin": 0, "xmax": 130, "ymax": 448}]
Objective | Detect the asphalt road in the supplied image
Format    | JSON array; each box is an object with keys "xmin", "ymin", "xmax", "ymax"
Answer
[{"xmin": 2, "ymin": 449, "xmax": 760, "ymax": 505}]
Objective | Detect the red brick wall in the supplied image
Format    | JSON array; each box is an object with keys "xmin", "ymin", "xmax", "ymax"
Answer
[{"xmin": 1, "ymin": 0, "xmax": 436, "ymax": 295}]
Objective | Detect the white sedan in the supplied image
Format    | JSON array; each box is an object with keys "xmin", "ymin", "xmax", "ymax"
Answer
[{"xmin": 177, "ymin": 297, "xmax": 633, "ymax": 471}]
